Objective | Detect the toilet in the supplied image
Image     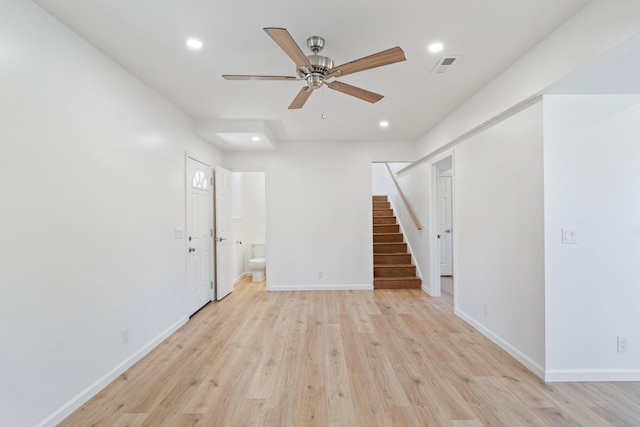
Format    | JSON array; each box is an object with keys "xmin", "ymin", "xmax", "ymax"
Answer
[{"xmin": 248, "ymin": 243, "xmax": 266, "ymax": 282}]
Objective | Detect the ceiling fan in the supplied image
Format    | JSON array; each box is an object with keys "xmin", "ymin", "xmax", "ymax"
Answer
[{"xmin": 222, "ymin": 27, "xmax": 407, "ymax": 109}]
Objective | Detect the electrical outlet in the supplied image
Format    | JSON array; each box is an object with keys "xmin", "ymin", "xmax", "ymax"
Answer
[
  {"xmin": 122, "ymin": 327, "xmax": 130, "ymax": 345},
  {"xmin": 618, "ymin": 336, "xmax": 629, "ymax": 353},
  {"xmin": 482, "ymin": 303, "xmax": 488, "ymax": 317}
]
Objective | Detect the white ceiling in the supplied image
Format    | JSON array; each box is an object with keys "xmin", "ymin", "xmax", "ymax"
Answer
[{"xmin": 35, "ymin": 0, "xmax": 591, "ymax": 150}]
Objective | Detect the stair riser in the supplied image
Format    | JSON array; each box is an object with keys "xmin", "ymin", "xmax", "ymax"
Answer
[
  {"xmin": 373, "ymin": 225, "xmax": 399, "ymax": 233},
  {"xmin": 374, "ymin": 278, "xmax": 422, "ymax": 289},
  {"xmin": 374, "ymin": 254, "xmax": 412, "ymax": 265},
  {"xmin": 372, "ymin": 195, "xmax": 388, "ymax": 202},
  {"xmin": 374, "ymin": 266, "xmax": 416, "ymax": 277},
  {"xmin": 373, "ymin": 202, "xmax": 390, "ymax": 209},
  {"xmin": 374, "ymin": 243, "xmax": 407, "ymax": 254},
  {"xmin": 373, "ymin": 234, "xmax": 403, "ymax": 243},
  {"xmin": 373, "ymin": 209, "xmax": 394, "ymax": 217},
  {"xmin": 373, "ymin": 217, "xmax": 396, "ymax": 225}
]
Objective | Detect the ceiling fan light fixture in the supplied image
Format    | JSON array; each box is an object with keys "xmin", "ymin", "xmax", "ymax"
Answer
[{"xmin": 306, "ymin": 74, "xmax": 324, "ymax": 89}]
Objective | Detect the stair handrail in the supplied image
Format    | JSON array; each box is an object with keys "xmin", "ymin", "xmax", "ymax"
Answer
[{"xmin": 384, "ymin": 163, "xmax": 422, "ymax": 230}]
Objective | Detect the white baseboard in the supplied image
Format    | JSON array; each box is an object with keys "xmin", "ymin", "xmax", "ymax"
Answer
[
  {"xmin": 233, "ymin": 272, "xmax": 250, "ymax": 284},
  {"xmin": 545, "ymin": 369, "xmax": 640, "ymax": 382},
  {"xmin": 421, "ymin": 282, "xmax": 434, "ymax": 295},
  {"xmin": 455, "ymin": 308, "xmax": 545, "ymax": 380},
  {"xmin": 37, "ymin": 316, "xmax": 189, "ymax": 427},
  {"xmin": 267, "ymin": 283, "xmax": 374, "ymax": 291}
]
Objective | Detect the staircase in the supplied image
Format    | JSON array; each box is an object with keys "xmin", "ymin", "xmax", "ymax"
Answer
[{"xmin": 372, "ymin": 195, "xmax": 421, "ymax": 289}]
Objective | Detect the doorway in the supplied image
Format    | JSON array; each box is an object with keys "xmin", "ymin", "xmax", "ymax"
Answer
[
  {"xmin": 230, "ymin": 171, "xmax": 266, "ymax": 285},
  {"xmin": 430, "ymin": 154, "xmax": 454, "ymax": 300}
]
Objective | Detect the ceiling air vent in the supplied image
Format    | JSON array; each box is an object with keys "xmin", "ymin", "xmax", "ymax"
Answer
[{"xmin": 432, "ymin": 56, "xmax": 459, "ymax": 74}]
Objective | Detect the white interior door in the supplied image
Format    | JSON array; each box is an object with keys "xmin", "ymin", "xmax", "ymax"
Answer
[
  {"xmin": 438, "ymin": 174, "xmax": 453, "ymax": 276},
  {"xmin": 215, "ymin": 166, "xmax": 233, "ymax": 300},
  {"xmin": 186, "ymin": 157, "xmax": 213, "ymax": 315}
]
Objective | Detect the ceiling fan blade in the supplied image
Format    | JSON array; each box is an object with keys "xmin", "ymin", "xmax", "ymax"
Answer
[
  {"xmin": 327, "ymin": 47, "xmax": 406, "ymax": 79},
  {"xmin": 222, "ymin": 75, "xmax": 299, "ymax": 81},
  {"xmin": 264, "ymin": 27, "xmax": 312, "ymax": 70},
  {"xmin": 288, "ymin": 86, "xmax": 313, "ymax": 109},
  {"xmin": 326, "ymin": 81, "xmax": 384, "ymax": 104}
]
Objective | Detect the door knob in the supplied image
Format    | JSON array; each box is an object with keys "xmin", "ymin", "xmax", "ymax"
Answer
[
  {"xmin": 216, "ymin": 237, "xmax": 227, "ymax": 242},
  {"xmin": 189, "ymin": 247, "xmax": 196, "ymax": 252}
]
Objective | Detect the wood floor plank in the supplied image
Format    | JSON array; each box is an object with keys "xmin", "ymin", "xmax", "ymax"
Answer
[
  {"xmin": 325, "ymin": 382, "xmax": 359, "ymax": 427},
  {"xmin": 359, "ymin": 331, "xmax": 411, "ymax": 407},
  {"xmin": 324, "ymin": 323, "xmax": 350, "ymax": 385},
  {"xmin": 59, "ymin": 277, "xmax": 640, "ymax": 427}
]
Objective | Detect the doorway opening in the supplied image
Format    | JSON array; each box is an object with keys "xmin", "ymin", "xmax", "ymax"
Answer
[
  {"xmin": 230, "ymin": 171, "xmax": 267, "ymax": 287},
  {"xmin": 430, "ymin": 154, "xmax": 454, "ymax": 302}
]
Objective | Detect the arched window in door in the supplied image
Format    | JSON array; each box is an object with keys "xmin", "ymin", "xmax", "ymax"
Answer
[{"xmin": 191, "ymin": 169, "xmax": 208, "ymax": 190}]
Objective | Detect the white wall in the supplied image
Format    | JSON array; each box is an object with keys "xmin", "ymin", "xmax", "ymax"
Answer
[
  {"xmin": 0, "ymin": 2, "xmax": 221, "ymax": 425},
  {"xmin": 371, "ymin": 163, "xmax": 395, "ymax": 197},
  {"xmin": 543, "ymin": 95, "xmax": 640, "ymax": 381},
  {"xmin": 453, "ymin": 102, "xmax": 546, "ymax": 377},
  {"xmin": 225, "ymin": 141, "xmax": 415, "ymax": 290}
]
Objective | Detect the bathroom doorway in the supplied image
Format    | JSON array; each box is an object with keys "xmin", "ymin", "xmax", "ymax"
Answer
[{"xmin": 231, "ymin": 171, "xmax": 266, "ymax": 284}]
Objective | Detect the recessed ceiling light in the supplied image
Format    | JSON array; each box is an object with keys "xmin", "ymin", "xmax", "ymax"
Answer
[
  {"xmin": 251, "ymin": 136, "xmax": 260, "ymax": 142},
  {"xmin": 379, "ymin": 121, "xmax": 389, "ymax": 128},
  {"xmin": 186, "ymin": 38, "xmax": 203, "ymax": 50},
  {"xmin": 428, "ymin": 42, "xmax": 443, "ymax": 53}
]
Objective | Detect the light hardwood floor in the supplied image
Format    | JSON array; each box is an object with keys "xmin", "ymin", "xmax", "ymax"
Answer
[{"xmin": 61, "ymin": 277, "xmax": 640, "ymax": 426}]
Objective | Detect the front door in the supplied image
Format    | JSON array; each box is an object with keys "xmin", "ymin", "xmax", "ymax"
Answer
[
  {"xmin": 186, "ymin": 157, "xmax": 213, "ymax": 315},
  {"xmin": 215, "ymin": 166, "xmax": 233, "ymax": 300}
]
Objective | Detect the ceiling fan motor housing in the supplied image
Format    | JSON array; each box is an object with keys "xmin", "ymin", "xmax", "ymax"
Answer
[
  {"xmin": 301, "ymin": 55, "xmax": 334, "ymax": 88},
  {"xmin": 298, "ymin": 37, "xmax": 334, "ymax": 89}
]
